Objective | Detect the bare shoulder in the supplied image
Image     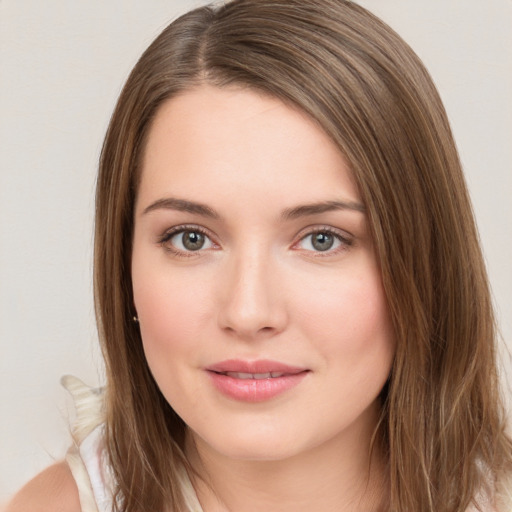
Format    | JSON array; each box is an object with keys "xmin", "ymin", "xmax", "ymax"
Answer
[{"xmin": 5, "ymin": 461, "xmax": 81, "ymax": 512}]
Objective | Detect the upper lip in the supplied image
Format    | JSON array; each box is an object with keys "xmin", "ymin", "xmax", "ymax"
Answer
[{"xmin": 206, "ymin": 359, "xmax": 308, "ymax": 375}]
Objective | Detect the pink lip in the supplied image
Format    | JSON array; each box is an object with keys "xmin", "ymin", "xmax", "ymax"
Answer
[{"xmin": 205, "ymin": 359, "xmax": 309, "ymax": 402}]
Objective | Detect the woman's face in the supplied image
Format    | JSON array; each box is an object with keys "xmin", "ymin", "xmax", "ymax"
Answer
[{"xmin": 132, "ymin": 85, "xmax": 395, "ymax": 462}]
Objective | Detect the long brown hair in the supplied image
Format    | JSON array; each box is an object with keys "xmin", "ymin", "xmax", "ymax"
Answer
[{"xmin": 94, "ymin": 1, "xmax": 512, "ymax": 510}]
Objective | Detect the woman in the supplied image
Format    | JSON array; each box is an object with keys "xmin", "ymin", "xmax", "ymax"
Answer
[{"xmin": 7, "ymin": 0, "xmax": 512, "ymax": 511}]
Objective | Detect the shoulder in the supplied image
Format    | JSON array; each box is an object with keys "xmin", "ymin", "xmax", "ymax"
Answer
[{"xmin": 5, "ymin": 461, "xmax": 81, "ymax": 512}]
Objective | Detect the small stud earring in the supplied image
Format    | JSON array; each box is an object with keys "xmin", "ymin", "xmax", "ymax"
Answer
[{"xmin": 133, "ymin": 316, "xmax": 139, "ymax": 323}]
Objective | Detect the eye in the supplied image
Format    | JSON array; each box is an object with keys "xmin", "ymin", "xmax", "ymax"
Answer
[
  {"xmin": 295, "ymin": 228, "xmax": 352, "ymax": 254},
  {"xmin": 160, "ymin": 227, "xmax": 215, "ymax": 254}
]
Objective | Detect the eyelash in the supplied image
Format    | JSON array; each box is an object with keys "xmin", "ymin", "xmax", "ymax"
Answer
[{"xmin": 157, "ymin": 224, "xmax": 353, "ymax": 258}]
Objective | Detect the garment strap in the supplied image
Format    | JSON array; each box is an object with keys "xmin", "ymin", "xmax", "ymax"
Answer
[
  {"xmin": 61, "ymin": 375, "xmax": 204, "ymax": 512},
  {"xmin": 61, "ymin": 375, "xmax": 111, "ymax": 512}
]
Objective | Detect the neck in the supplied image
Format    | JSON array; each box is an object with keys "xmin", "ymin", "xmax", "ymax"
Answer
[{"xmin": 185, "ymin": 405, "xmax": 389, "ymax": 512}]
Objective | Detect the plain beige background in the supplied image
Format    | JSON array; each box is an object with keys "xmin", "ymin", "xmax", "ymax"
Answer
[{"xmin": 1, "ymin": 0, "xmax": 511, "ymax": 502}]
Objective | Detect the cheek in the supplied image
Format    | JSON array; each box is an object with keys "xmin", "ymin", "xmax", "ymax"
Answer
[
  {"xmin": 295, "ymin": 266, "xmax": 395, "ymax": 366},
  {"xmin": 133, "ymin": 272, "xmax": 212, "ymax": 412},
  {"xmin": 132, "ymin": 262, "xmax": 213, "ymax": 363}
]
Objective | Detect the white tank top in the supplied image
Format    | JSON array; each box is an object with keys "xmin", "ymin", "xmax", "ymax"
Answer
[{"xmin": 61, "ymin": 375, "xmax": 203, "ymax": 512}]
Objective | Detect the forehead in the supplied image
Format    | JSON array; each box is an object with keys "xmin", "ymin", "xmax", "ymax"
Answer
[{"xmin": 138, "ymin": 84, "xmax": 360, "ymax": 212}]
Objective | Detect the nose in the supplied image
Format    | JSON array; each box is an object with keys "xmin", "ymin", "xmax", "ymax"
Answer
[{"xmin": 217, "ymin": 249, "xmax": 288, "ymax": 340}]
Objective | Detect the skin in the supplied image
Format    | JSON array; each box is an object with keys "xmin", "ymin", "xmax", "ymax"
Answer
[
  {"xmin": 132, "ymin": 84, "xmax": 395, "ymax": 511},
  {"xmin": 5, "ymin": 461, "xmax": 80, "ymax": 512}
]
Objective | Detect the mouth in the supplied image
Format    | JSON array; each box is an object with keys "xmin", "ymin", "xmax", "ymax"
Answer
[
  {"xmin": 205, "ymin": 359, "xmax": 310, "ymax": 402},
  {"xmin": 206, "ymin": 359, "xmax": 307, "ymax": 375},
  {"xmin": 214, "ymin": 371, "xmax": 291, "ymax": 379}
]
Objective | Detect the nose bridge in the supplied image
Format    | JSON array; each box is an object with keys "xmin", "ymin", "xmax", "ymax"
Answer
[{"xmin": 218, "ymin": 240, "xmax": 285, "ymax": 338}]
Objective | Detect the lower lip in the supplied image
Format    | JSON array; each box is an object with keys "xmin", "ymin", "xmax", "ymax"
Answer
[{"xmin": 207, "ymin": 371, "xmax": 309, "ymax": 402}]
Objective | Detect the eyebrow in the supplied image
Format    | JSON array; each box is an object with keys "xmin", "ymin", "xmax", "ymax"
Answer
[
  {"xmin": 281, "ymin": 200, "xmax": 365, "ymax": 219},
  {"xmin": 141, "ymin": 197, "xmax": 365, "ymax": 219},
  {"xmin": 142, "ymin": 198, "xmax": 220, "ymax": 218}
]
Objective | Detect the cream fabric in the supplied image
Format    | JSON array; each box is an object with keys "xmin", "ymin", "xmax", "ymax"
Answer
[
  {"xmin": 61, "ymin": 375, "xmax": 203, "ymax": 512},
  {"xmin": 61, "ymin": 375, "xmax": 112, "ymax": 512}
]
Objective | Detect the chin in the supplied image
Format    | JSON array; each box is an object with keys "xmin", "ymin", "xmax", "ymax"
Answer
[
  {"xmin": 191, "ymin": 423, "xmax": 308, "ymax": 462},
  {"xmin": 216, "ymin": 442, "xmax": 302, "ymax": 463}
]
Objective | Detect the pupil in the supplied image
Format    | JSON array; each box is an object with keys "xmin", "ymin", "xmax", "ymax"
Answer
[
  {"xmin": 312, "ymin": 232, "xmax": 334, "ymax": 251},
  {"xmin": 183, "ymin": 231, "xmax": 204, "ymax": 251}
]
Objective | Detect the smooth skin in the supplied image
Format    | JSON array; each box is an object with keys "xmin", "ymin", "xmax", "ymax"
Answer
[
  {"xmin": 5, "ymin": 461, "xmax": 80, "ymax": 512},
  {"xmin": 132, "ymin": 85, "xmax": 395, "ymax": 512}
]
